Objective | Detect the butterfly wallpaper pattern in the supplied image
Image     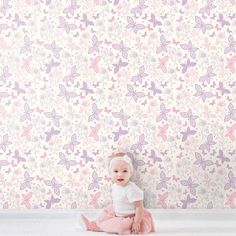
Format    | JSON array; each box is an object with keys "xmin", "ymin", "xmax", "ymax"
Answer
[{"xmin": 0, "ymin": 0, "xmax": 236, "ymax": 209}]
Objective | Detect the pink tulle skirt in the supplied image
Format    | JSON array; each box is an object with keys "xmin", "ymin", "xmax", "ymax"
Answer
[{"xmin": 96, "ymin": 204, "xmax": 156, "ymax": 234}]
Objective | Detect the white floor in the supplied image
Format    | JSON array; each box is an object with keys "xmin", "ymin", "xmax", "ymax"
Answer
[{"xmin": 0, "ymin": 209, "xmax": 236, "ymax": 236}]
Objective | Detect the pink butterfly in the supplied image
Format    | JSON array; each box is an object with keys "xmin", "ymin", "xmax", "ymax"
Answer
[
  {"xmin": 225, "ymin": 123, "xmax": 236, "ymax": 141},
  {"xmin": 21, "ymin": 124, "xmax": 32, "ymax": 141},
  {"xmin": 226, "ymin": 192, "xmax": 236, "ymax": 208},
  {"xmin": 158, "ymin": 56, "xmax": 168, "ymax": 73},
  {"xmin": 157, "ymin": 124, "xmax": 168, "ymax": 141},
  {"xmin": 21, "ymin": 192, "xmax": 32, "ymax": 209},
  {"xmin": 89, "ymin": 56, "xmax": 101, "ymax": 73},
  {"xmin": 89, "ymin": 192, "xmax": 101, "ymax": 208},
  {"xmin": 157, "ymin": 192, "xmax": 169, "ymax": 208},
  {"xmin": 68, "ymin": 174, "xmax": 80, "ymax": 187},
  {"xmin": 21, "ymin": 56, "xmax": 32, "ymax": 73},
  {"xmin": 89, "ymin": 124, "xmax": 101, "ymax": 141},
  {"xmin": 226, "ymin": 55, "xmax": 236, "ymax": 73}
]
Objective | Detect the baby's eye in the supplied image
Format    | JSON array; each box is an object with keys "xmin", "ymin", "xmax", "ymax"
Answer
[
  {"xmin": 114, "ymin": 170, "xmax": 118, "ymax": 173},
  {"xmin": 123, "ymin": 170, "xmax": 128, "ymax": 173}
]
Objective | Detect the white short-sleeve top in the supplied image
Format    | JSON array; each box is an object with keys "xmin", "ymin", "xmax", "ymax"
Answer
[{"xmin": 112, "ymin": 181, "xmax": 144, "ymax": 216}]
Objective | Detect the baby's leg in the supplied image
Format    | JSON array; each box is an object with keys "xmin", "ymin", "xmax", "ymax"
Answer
[
  {"xmin": 80, "ymin": 214, "xmax": 101, "ymax": 231},
  {"xmin": 98, "ymin": 216, "xmax": 133, "ymax": 235},
  {"xmin": 96, "ymin": 204, "xmax": 116, "ymax": 224}
]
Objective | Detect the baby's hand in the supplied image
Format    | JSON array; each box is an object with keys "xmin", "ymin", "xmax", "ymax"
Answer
[{"xmin": 131, "ymin": 221, "xmax": 141, "ymax": 234}]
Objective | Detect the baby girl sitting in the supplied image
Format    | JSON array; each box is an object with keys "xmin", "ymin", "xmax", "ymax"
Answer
[{"xmin": 81, "ymin": 152, "xmax": 155, "ymax": 234}]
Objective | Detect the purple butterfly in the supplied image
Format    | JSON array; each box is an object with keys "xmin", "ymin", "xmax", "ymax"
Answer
[
  {"xmin": 44, "ymin": 40, "xmax": 62, "ymax": 59},
  {"xmin": 126, "ymin": 84, "xmax": 145, "ymax": 102},
  {"xmin": 20, "ymin": 171, "xmax": 34, "ymax": 190},
  {"xmin": 0, "ymin": 134, "xmax": 11, "ymax": 152},
  {"xmin": 44, "ymin": 109, "xmax": 62, "ymax": 127},
  {"xmin": 181, "ymin": 0, "xmax": 188, "ymax": 5},
  {"xmin": 0, "ymin": 160, "xmax": 9, "ymax": 170},
  {"xmin": 45, "ymin": 195, "xmax": 60, "ymax": 209},
  {"xmin": 113, "ymin": 58, "xmax": 128, "ymax": 74},
  {"xmin": 0, "ymin": 91, "xmax": 9, "ymax": 102},
  {"xmin": 57, "ymin": 16, "xmax": 77, "ymax": 34},
  {"xmin": 156, "ymin": 35, "xmax": 170, "ymax": 54},
  {"xmin": 13, "ymin": 82, "xmax": 26, "ymax": 95},
  {"xmin": 113, "ymin": 127, "xmax": 128, "ymax": 141},
  {"xmin": 149, "ymin": 13, "xmax": 161, "ymax": 28},
  {"xmin": 199, "ymin": 66, "xmax": 216, "ymax": 84},
  {"xmin": 81, "ymin": 13, "xmax": 94, "ymax": 27},
  {"xmin": 156, "ymin": 103, "xmax": 170, "ymax": 122},
  {"xmin": 131, "ymin": 65, "xmax": 148, "ymax": 84},
  {"xmin": 180, "ymin": 177, "xmax": 199, "ymax": 195},
  {"xmin": 132, "ymin": 158, "xmax": 145, "ymax": 170},
  {"xmin": 44, "ymin": 177, "xmax": 62, "ymax": 196},
  {"xmin": 199, "ymin": 0, "xmax": 216, "ymax": 16},
  {"xmin": 131, "ymin": 134, "xmax": 148, "ymax": 152},
  {"xmin": 13, "ymin": 149, "xmax": 26, "ymax": 164},
  {"xmin": 224, "ymin": 35, "xmax": 236, "ymax": 54},
  {"xmin": 63, "ymin": 0, "xmax": 80, "ymax": 16},
  {"xmin": 180, "ymin": 58, "xmax": 196, "ymax": 73},
  {"xmin": 63, "ymin": 65, "xmax": 80, "ymax": 84},
  {"xmin": 112, "ymin": 109, "xmax": 130, "ymax": 127},
  {"xmin": 0, "ymin": 65, "xmax": 12, "ymax": 83},
  {"xmin": 194, "ymin": 152, "xmax": 214, "ymax": 170},
  {"xmin": 45, "ymin": 59, "xmax": 60, "ymax": 73},
  {"xmin": 81, "ymin": 81, "xmax": 94, "ymax": 95},
  {"xmin": 199, "ymin": 134, "xmax": 216, "ymax": 154},
  {"xmin": 81, "ymin": 150, "xmax": 94, "ymax": 163},
  {"xmin": 125, "ymin": 16, "xmax": 145, "ymax": 34},
  {"xmin": 224, "ymin": 171, "xmax": 236, "ymax": 190},
  {"xmin": 149, "ymin": 81, "xmax": 162, "ymax": 95},
  {"xmin": 58, "ymin": 84, "xmax": 78, "ymax": 102},
  {"xmin": 88, "ymin": 171, "xmax": 102, "ymax": 190},
  {"xmin": 156, "ymin": 171, "xmax": 171, "ymax": 190},
  {"xmin": 217, "ymin": 150, "xmax": 230, "ymax": 164},
  {"xmin": 181, "ymin": 127, "xmax": 197, "ymax": 142},
  {"xmin": 181, "ymin": 194, "xmax": 197, "ymax": 209},
  {"xmin": 180, "ymin": 108, "xmax": 199, "ymax": 127},
  {"xmin": 148, "ymin": 150, "xmax": 162, "ymax": 163},
  {"xmin": 58, "ymin": 152, "xmax": 77, "ymax": 170},
  {"xmin": 194, "ymin": 84, "xmax": 214, "ymax": 102},
  {"xmin": 63, "ymin": 134, "xmax": 79, "ymax": 153},
  {"xmin": 20, "ymin": 36, "xmax": 33, "ymax": 54},
  {"xmin": 131, "ymin": 0, "xmax": 148, "ymax": 16},
  {"xmin": 13, "ymin": 13, "xmax": 26, "ymax": 27},
  {"xmin": 194, "ymin": 16, "xmax": 213, "ymax": 34},
  {"xmin": 0, "ymin": 0, "xmax": 11, "ymax": 15},
  {"xmin": 114, "ymin": 0, "xmax": 119, "ymax": 5},
  {"xmin": 88, "ymin": 35, "xmax": 102, "ymax": 54},
  {"xmin": 224, "ymin": 103, "xmax": 236, "ymax": 122},
  {"xmin": 20, "ymin": 103, "xmax": 34, "ymax": 122},
  {"xmin": 217, "ymin": 13, "xmax": 230, "ymax": 28},
  {"xmin": 112, "ymin": 41, "xmax": 130, "ymax": 59},
  {"xmin": 45, "ymin": 127, "xmax": 60, "ymax": 142},
  {"xmin": 88, "ymin": 103, "xmax": 102, "ymax": 122},
  {"xmin": 216, "ymin": 82, "xmax": 230, "ymax": 96},
  {"xmin": 180, "ymin": 41, "xmax": 198, "ymax": 59}
]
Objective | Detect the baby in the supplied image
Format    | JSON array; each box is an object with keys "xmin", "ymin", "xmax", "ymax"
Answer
[{"xmin": 81, "ymin": 152, "xmax": 155, "ymax": 234}]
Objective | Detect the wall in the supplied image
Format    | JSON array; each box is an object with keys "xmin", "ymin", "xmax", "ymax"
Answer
[{"xmin": 0, "ymin": 0, "xmax": 236, "ymax": 209}]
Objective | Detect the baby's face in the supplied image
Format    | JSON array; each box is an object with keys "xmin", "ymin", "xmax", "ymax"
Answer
[{"xmin": 111, "ymin": 160, "xmax": 132, "ymax": 186}]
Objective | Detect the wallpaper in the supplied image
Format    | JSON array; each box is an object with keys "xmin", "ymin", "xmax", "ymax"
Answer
[{"xmin": 0, "ymin": 0, "xmax": 236, "ymax": 209}]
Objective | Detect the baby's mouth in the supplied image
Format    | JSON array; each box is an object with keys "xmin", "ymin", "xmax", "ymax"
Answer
[{"xmin": 117, "ymin": 178, "xmax": 124, "ymax": 182}]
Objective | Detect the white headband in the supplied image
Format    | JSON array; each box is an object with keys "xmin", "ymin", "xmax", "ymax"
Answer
[{"xmin": 109, "ymin": 155, "xmax": 133, "ymax": 173}]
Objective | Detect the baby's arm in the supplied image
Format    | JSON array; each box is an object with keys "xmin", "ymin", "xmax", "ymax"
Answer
[{"xmin": 131, "ymin": 200, "xmax": 144, "ymax": 234}]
